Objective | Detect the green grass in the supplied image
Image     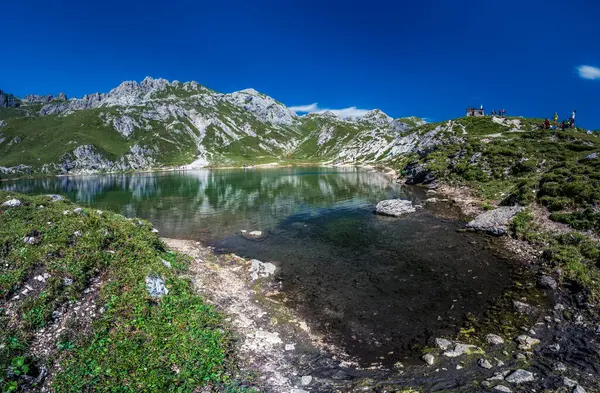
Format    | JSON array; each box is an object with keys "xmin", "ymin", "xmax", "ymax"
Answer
[{"xmin": 0, "ymin": 192, "xmax": 254, "ymax": 392}]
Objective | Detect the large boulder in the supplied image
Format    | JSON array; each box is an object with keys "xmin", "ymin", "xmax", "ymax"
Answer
[
  {"xmin": 466, "ymin": 206, "xmax": 524, "ymax": 236},
  {"xmin": 375, "ymin": 199, "xmax": 416, "ymax": 217}
]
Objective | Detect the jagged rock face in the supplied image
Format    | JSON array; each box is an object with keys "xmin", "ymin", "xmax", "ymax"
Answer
[
  {"xmin": 0, "ymin": 90, "xmax": 20, "ymax": 108},
  {"xmin": 1, "ymin": 77, "xmax": 439, "ymax": 176},
  {"xmin": 23, "ymin": 94, "xmax": 54, "ymax": 104},
  {"xmin": 112, "ymin": 116, "xmax": 136, "ymax": 138},
  {"xmin": 56, "ymin": 92, "xmax": 67, "ymax": 101},
  {"xmin": 223, "ymin": 88, "xmax": 297, "ymax": 125}
]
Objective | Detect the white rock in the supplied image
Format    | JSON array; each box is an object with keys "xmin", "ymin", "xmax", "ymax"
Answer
[
  {"xmin": 573, "ymin": 385, "xmax": 587, "ymax": 393},
  {"xmin": 443, "ymin": 343, "xmax": 479, "ymax": 358},
  {"xmin": 434, "ymin": 338, "xmax": 452, "ymax": 350},
  {"xmin": 422, "ymin": 354, "xmax": 435, "ymax": 366},
  {"xmin": 2, "ymin": 199, "xmax": 21, "ymax": 207},
  {"xmin": 478, "ymin": 358, "xmax": 493, "ymax": 369},
  {"xmin": 145, "ymin": 275, "xmax": 168, "ymax": 297},
  {"xmin": 301, "ymin": 376, "xmax": 312, "ymax": 386},
  {"xmin": 486, "ymin": 334, "xmax": 505, "ymax": 345},
  {"xmin": 516, "ymin": 335, "xmax": 540, "ymax": 350},
  {"xmin": 493, "ymin": 385, "xmax": 512, "ymax": 392},
  {"xmin": 285, "ymin": 344, "xmax": 295, "ymax": 351}
]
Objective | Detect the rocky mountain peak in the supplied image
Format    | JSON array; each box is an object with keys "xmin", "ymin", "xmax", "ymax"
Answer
[
  {"xmin": 23, "ymin": 94, "xmax": 54, "ymax": 104},
  {"xmin": 359, "ymin": 109, "xmax": 393, "ymax": 125},
  {"xmin": 0, "ymin": 90, "xmax": 21, "ymax": 108},
  {"xmin": 225, "ymin": 88, "xmax": 296, "ymax": 126}
]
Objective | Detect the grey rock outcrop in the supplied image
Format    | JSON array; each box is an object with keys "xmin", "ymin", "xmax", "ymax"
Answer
[
  {"xmin": 0, "ymin": 90, "xmax": 20, "ymax": 108},
  {"xmin": 375, "ymin": 199, "xmax": 416, "ymax": 217},
  {"xmin": 466, "ymin": 206, "xmax": 524, "ymax": 236},
  {"xmin": 56, "ymin": 92, "xmax": 67, "ymax": 101},
  {"xmin": 112, "ymin": 116, "xmax": 136, "ymax": 138},
  {"xmin": 23, "ymin": 94, "xmax": 53, "ymax": 104}
]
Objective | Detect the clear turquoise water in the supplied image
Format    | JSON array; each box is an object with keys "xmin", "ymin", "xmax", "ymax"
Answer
[{"xmin": 3, "ymin": 166, "xmax": 517, "ymax": 365}]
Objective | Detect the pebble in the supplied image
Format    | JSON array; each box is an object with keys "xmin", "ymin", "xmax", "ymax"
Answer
[
  {"xmin": 422, "ymin": 354, "xmax": 435, "ymax": 366},
  {"xmin": 486, "ymin": 334, "xmax": 505, "ymax": 345},
  {"xmin": 478, "ymin": 358, "xmax": 493, "ymax": 369},
  {"xmin": 493, "ymin": 385, "xmax": 512, "ymax": 393},
  {"xmin": 285, "ymin": 344, "xmax": 295, "ymax": 351},
  {"xmin": 301, "ymin": 376, "xmax": 312, "ymax": 386},
  {"xmin": 554, "ymin": 303, "xmax": 566, "ymax": 311}
]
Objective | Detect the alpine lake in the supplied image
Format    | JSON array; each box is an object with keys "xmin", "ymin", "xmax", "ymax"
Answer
[{"xmin": 2, "ymin": 166, "xmax": 533, "ymax": 367}]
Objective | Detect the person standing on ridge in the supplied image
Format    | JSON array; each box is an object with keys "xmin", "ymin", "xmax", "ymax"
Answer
[
  {"xmin": 553, "ymin": 112, "xmax": 558, "ymax": 126},
  {"xmin": 570, "ymin": 110, "xmax": 576, "ymax": 128}
]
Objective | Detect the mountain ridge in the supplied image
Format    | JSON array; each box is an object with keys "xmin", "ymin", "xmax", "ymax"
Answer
[{"xmin": 0, "ymin": 77, "xmax": 429, "ymax": 178}]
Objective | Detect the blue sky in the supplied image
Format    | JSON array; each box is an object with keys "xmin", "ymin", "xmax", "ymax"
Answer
[{"xmin": 2, "ymin": 0, "xmax": 600, "ymax": 128}]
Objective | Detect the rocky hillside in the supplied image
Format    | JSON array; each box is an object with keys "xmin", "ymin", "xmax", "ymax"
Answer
[{"xmin": 0, "ymin": 78, "xmax": 429, "ymax": 178}]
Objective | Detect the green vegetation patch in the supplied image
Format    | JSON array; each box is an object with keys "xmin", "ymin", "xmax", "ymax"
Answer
[{"xmin": 0, "ymin": 192, "xmax": 252, "ymax": 392}]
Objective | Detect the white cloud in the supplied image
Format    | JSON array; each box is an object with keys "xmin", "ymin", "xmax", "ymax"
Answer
[
  {"xmin": 577, "ymin": 65, "xmax": 600, "ymax": 80},
  {"xmin": 289, "ymin": 102, "xmax": 370, "ymax": 119},
  {"xmin": 288, "ymin": 103, "xmax": 318, "ymax": 112}
]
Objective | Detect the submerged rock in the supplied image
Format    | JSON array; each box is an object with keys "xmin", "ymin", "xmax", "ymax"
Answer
[
  {"xmin": 466, "ymin": 206, "xmax": 524, "ymax": 236},
  {"xmin": 505, "ymin": 369, "xmax": 535, "ymax": 384},
  {"xmin": 375, "ymin": 199, "xmax": 416, "ymax": 217},
  {"xmin": 249, "ymin": 259, "xmax": 276, "ymax": 280},
  {"xmin": 145, "ymin": 275, "xmax": 168, "ymax": 298}
]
